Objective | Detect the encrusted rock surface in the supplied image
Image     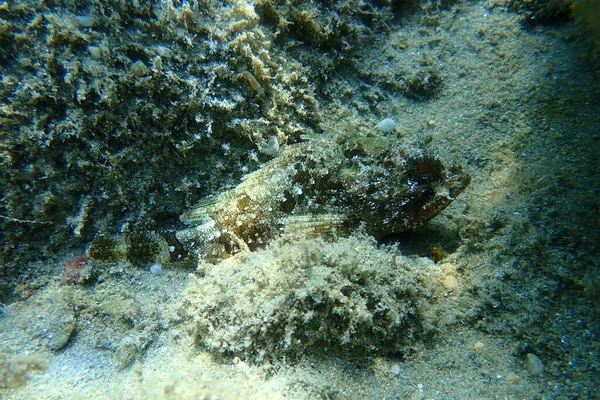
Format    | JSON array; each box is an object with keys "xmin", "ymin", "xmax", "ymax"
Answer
[{"xmin": 184, "ymin": 234, "xmax": 443, "ymax": 363}]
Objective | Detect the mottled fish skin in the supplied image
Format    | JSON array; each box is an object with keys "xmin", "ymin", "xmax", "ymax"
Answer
[
  {"xmin": 87, "ymin": 231, "xmax": 189, "ymax": 266},
  {"xmin": 177, "ymin": 130, "xmax": 471, "ymax": 261}
]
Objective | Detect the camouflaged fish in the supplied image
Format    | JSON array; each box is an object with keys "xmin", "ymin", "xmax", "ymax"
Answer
[
  {"xmin": 88, "ymin": 128, "xmax": 470, "ymax": 263},
  {"xmin": 175, "ymin": 129, "xmax": 470, "ymax": 261}
]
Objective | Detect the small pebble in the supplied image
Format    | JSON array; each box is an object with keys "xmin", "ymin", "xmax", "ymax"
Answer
[
  {"xmin": 88, "ymin": 46, "xmax": 102, "ymax": 59},
  {"xmin": 391, "ymin": 364, "xmax": 401, "ymax": 375},
  {"xmin": 443, "ymin": 275, "xmax": 459, "ymax": 292},
  {"xmin": 149, "ymin": 263, "xmax": 163, "ymax": 275},
  {"xmin": 474, "ymin": 341, "xmax": 485, "ymax": 351},
  {"xmin": 131, "ymin": 60, "xmax": 149, "ymax": 77},
  {"xmin": 506, "ymin": 372, "xmax": 520, "ymax": 384},
  {"xmin": 377, "ymin": 118, "xmax": 396, "ymax": 133},
  {"xmin": 75, "ymin": 14, "xmax": 94, "ymax": 27},
  {"xmin": 526, "ymin": 353, "xmax": 544, "ymax": 376},
  {"xmin": 264, "ymin": 136, "xmax": 280, "ymax": 155}
]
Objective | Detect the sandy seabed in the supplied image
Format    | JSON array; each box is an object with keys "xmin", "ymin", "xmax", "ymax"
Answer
[{"xmin": 1, "ymin": 0, "xmax": 599, "ymax": 398}]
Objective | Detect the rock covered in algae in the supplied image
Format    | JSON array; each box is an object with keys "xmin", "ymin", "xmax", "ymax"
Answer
[
  {"xmin": 184, "ymin": 234, "xmax": 443, "ymax": 363},
  {"xmin": 177, "ymin": 127, "xmax": 470, "ymax": 261}
]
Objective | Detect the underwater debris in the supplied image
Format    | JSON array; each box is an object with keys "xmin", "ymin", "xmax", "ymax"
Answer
[{"xmin": 177, "ymin": 129, "xmax": 470, "ymax": 261}]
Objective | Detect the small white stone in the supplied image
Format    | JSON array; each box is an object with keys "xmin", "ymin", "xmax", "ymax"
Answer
[
  {"xmin": 149, "ymin": 263, "xmax": 163, "ymax": 275},
  {"xmin": 391, "ymin": 364, "xmax": 401, "ymax": 375},
  {"xmin": 377, "ymin": 118, "xmax": 396, "ymax": 133},
  {"xmin": 75, "ymin": 15, "xmax": 94, "ymax": 27},
  {"xmin": 88, "ymin": 46, "xmax": 102, "ymax": 59},
  {"xmin": 264, "ymin": 136, "xmax": 279, "ymax": 155}
]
